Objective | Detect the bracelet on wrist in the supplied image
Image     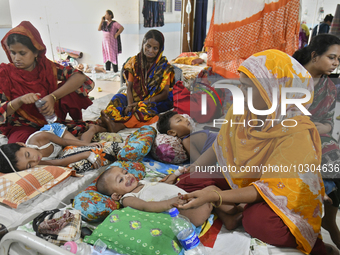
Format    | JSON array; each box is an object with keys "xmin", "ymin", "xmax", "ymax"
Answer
[
  {"xmin": 211, "ymin": 190, "xmax": 222, "ymax": 208},
  {"xmin": 8, "ymin": 101, "xmax": 15, "ymax": 111},
  {"xmin": 50, "ymin": 93, "xmax": 57, "ymax": 101}
]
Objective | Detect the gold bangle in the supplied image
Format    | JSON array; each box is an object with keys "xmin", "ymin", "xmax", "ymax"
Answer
[
  {"xmin": 8, "ymin": 101, "xmax": 15, "ymax": 111},
  {"xmin": 211, "ymin": 190, "xmax": 222, "ymax": 208},
  {"xmin": 50, "ymin": 93, "xmax": 57, "ymax": 101}
]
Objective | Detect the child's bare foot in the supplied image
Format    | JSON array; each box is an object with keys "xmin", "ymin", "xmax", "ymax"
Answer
[
  {"xmin": 100, "ymin": 110, "xmax": 125, "ymax": 133},
  {"xmin": 217, "ymin": 210, "xmax": 243, "ymax": 231}
]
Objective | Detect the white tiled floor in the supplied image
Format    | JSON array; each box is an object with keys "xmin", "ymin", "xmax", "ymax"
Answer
[{"xmin": 89, "ymin": 79, "xmax": 121, "ymax": 100}]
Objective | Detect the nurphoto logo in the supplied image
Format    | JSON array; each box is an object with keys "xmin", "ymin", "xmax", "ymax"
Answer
[{"xmin": 200, "ymin": 79, "xmax": 312, "ymax": 128}]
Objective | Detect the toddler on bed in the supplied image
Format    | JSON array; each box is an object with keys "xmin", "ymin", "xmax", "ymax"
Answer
[
  {"xmin": 96, "ymin": 166, "xmax": 243, "ymax": 229},
  {"xmin": 157, "ymin": 111, "xmax": 217, "ymax": 162},
  {"xmin": 0, "ymin": 123, "xmax": 105, "ymax": 173}
]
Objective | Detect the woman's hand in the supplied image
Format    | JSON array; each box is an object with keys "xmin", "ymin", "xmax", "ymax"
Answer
[
  {"xmin": 176, "ymin": 190, "xmax": 217, "ymax": 210},
  {"xmin": 124, "ymin": 102, "xmax": 138, "ymax": 115},
  {"xmin": 168, "ymin": 196, "xmax": 187, "ymax": 208},
  {"xmin": 314, "ymin": 122, "xmax": 332, "ymax": 134},
  {"xmin": 20, "ymin": 93, "xmax": 40, "ymax": 105},
  {"xmin": 38, "ymin": 94, "xmax": 56, "ymax": 117}
]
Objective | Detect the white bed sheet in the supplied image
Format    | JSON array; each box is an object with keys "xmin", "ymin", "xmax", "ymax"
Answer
[
  {"xmin": 204, "ymin": 226, "xmax": 304, "ymax": 255},
  {"xmin": 0, "ymin": 167, "xmax": 106, "ymax": 231}
]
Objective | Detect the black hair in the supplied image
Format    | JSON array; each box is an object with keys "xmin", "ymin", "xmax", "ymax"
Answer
[
  {"xmin": 324, "ymin": 14, "xmax": 333, "ymax": 23},
  {"xmin": 106, "ymin": 10, "xmax": 114, "ymax": 19},
  {"xmin": 96, "ymin": 168, "xmax": 113, "ymax": 196},
  {"xmin": 292, "ymin": 34, "xmax": 340, "ymax": 66},
  {"xmin": 7, "ymin": 33, "xmax": 38, "ymax": 54},
  {"xmin": 157, "ymin": 111, "xmax": 178, "ymax": 134},
  {"xmin": 142, "ymin": 29, "xmax": 164, "ymax": 54},
  {"xmin": 0, "ymin": 143, "xmax": 24, "ymax": 173}
]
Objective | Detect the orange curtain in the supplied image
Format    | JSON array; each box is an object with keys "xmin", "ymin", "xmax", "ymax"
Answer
[{"xmin": 205, "ymin": 0, "xmax": 300, "ymax": 78}]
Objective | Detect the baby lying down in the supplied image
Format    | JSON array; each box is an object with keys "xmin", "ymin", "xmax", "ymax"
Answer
[{"xmin": 96, "ymin": 166, "xmax": 243, "ymax": 229}]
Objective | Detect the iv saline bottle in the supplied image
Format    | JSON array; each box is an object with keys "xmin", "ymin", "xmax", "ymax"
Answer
[
  {"xmin": 91, "ymin": 67, "xmax": 96, "ymax": 82},
  {"xmin": 169, "ymin": 208, "xmax": 207, "ymax": 255},
  {"xmin": 35, "ymin": 97, "xmax": 57, "ymax": 124},
  {"xmin": 62, "ymin": 241, "xmax": 92, "ymax": 255}
]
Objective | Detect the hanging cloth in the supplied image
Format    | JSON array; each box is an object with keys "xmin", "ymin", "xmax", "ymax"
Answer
[
  {"xmin": 205, "ymin": 0, "xmax": 300, "ymax": 78},
  {"xmin": 330, "ymin": 4, "xmax": 340, "ymax": 38},
  {"xmin": 142, "ymin": 0, "xmax": 165, "ymax": 27},
  {"xmin": 193, "ymin": 0, "xmax": 208, "ymax": 52}
]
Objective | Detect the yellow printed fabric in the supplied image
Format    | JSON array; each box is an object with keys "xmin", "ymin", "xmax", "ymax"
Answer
[{"xmin": 213, "ymin": 49, "xmax": 324, "ymax": 254}]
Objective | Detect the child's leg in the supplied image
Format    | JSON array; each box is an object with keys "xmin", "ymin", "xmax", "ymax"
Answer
[
  {"xmin": 202, "ymin": 185, "xmax": 244, "ymax": 230},
  {"xmin": 62, "ymin": 130, "xmax": 81, "ymax": 141},
  {"xmin": 80, "ymin": 124, "xmax": 106, "ymax": 143},
  {"xmin": 179, "ymin": 202, "xmax": 213, "ymax": 227},
  {"xmin": 322, "ymin": 202, "xmax": 340, "ymax": 249}
]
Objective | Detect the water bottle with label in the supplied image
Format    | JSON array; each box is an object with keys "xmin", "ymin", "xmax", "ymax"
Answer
[
  {"xmin": 35, "ymin": 97, "xmax": 57, "ymax": 124},
  {"xmin": 169, "ymin": 208, "xmax": 207, "ymax": 255}
]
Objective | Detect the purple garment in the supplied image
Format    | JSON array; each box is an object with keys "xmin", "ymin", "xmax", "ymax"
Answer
[{"xmin": 183, "ymin": 130, "xmax": 218, "ymax": 154}]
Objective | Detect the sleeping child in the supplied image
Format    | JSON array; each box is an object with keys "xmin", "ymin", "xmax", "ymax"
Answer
[
  {"xmin": 0, "ymin": 123, "xmax": 106, "ymax": 173},
  {"xmin": 96, "ymin": 166, "xmax": 243, "ymax": 229},
  {"xmin": 157, "ymin": 111, "xmax": 217, "ymax": 162}
]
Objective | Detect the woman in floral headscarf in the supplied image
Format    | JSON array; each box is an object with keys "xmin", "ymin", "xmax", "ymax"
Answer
[
  {"xmin": 0, "ymin": 21, "xmax": 95, "ymax": 143},
  {"xmin": 100, "ymin": 29, "xmax": 174, "ymax": 133},
  {"xmin": 177, "ymin": 50, "xmax": 330, "ymax": 254}
]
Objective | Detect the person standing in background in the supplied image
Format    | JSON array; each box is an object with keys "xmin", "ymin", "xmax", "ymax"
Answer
[
  {"xmin": 299, "ymin": 21, "xmax": 310, "ymax": 49},
  {"xmin": 312, "ymin": 14, "xmax": 334, "ymax": 38},
  {"xmin": 98, "ymin": 10, "xmax": 124, "ymax": 72}
]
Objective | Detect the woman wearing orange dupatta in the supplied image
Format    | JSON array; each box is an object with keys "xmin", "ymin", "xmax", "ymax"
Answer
[
  {"xmin": 178, "ymin": 50, "xmax": 329, "ymax": 254},
  {"xmin": 0, "ymin": 21, "xmax": 94, "ymax": 143}
]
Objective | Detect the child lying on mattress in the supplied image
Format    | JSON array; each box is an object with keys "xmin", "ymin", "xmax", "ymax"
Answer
[
  {"xmin": 96, "ymin": 165, "xmax": 243, "ymax": 229},
  {"xmin": 157, "ymin": 111, "xmax": 217, "ymax": 163},
  {"xmin": 0, "ymin": 122, "xmax": 105, "ymax": 173}
]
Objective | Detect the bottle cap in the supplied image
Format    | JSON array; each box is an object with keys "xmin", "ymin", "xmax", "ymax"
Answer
[
  {"xmin": 169, "ymin": 208, "xmax": 179, "ymax": 217},
  {"xmin": 94, "ymin": 238, "xmax": 107, "ymax": 253},
  {"xmin": 63, "ymin": 241, "xmax": 77, "ymax": 254}
]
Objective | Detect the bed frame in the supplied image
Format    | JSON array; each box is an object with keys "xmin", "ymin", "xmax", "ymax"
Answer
[{"xmin": 0, "ymin": 230, "xmax": 74, "ymax": 255}]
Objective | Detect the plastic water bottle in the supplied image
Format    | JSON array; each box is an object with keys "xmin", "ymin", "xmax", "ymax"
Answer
[
  {"xmin": 91, "ymin": 67, "xmax": 96, "ymax": 82},
  {"xmin": 35, "ymin": 98, "xmax": 57, "ymax": 124},
  {"xmin": 62, "ymin": 241, "xmax": 92, "ymax": 255},
  {"xmin": 169, "ymin": 208, "xmax": 207, "ymax": 255}
]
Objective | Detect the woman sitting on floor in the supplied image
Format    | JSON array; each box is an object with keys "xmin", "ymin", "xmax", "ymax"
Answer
[
  {"xmin": 175, "ymin": 49, "xmax": 335, "ymax": 254},
  {"xmin": 0, "ymin": 21, "xmax": 94, "ymax": 143},
  {"xmin": 99, "ymin": 29, "xmax": 174, "ymax": 133}
]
